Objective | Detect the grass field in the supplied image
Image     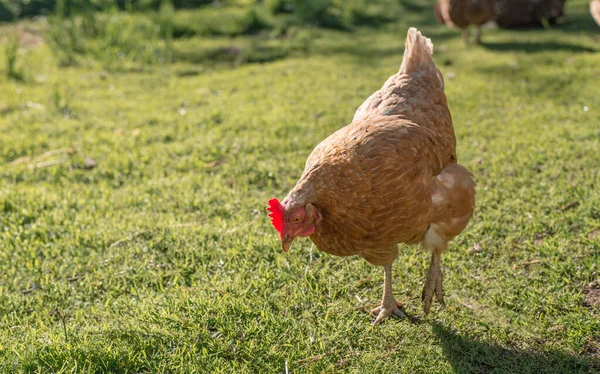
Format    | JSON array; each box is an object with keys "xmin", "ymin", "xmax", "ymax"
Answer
[{"xmin": 1, "ymin": 0, "xmax": 600, "ymax": 372}]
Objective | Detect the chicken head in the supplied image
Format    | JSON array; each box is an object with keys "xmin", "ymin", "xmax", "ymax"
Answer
[{"xmin": 267, "ymin": 198, "xmax": 321, "ymax": 252}]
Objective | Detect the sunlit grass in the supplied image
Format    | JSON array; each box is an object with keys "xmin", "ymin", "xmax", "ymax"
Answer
[{"xmin": 0, "ymin": 0, "xmax": 599, "ymax": 372}]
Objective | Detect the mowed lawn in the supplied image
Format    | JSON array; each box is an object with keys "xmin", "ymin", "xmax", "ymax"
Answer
[{"xmin": 1, "ymin": 1, "xmax": 599, "ymax": 372}]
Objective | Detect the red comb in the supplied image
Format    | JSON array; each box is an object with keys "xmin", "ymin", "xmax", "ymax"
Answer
[{"xmin": 267, "ymin": 198, "xmax": 285, "ymax": 239}]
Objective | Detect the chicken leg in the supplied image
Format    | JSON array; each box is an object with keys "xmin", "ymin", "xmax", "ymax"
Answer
[
  {"xmin": 474, "ymin": 26, "xmax": 482, "ymax": 44},
  {"xmin": 421, "ymin": 249, "xmax": 446, "ymax": 314},
  {"xmin": 371, "ymin": 264, "xmax": 407, "ymax": 324},
  {"xmin": 461, "ymin": 29, "xmax": 469, "ymax": 44}
]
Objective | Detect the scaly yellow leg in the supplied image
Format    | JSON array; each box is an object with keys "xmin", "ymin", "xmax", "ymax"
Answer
[{"xmin": 371, "ymin": 264, "xmax": 407, "ymax": 324}]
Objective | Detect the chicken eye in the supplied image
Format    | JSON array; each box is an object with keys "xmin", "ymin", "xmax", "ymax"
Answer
[{"xmin": 292, "ymin": 216, "xmax": 301, "ymax": 223}]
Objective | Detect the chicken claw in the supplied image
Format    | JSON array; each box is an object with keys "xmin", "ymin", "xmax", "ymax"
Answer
[
  {"xmin": 371, "ymin": 301, "xmax": 407, "ymax": 325},
  {"xmin": 421, "ymin": 251, "xmax": 445, "ymax": 315}
]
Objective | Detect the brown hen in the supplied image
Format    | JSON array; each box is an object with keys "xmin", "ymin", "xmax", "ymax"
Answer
[
  {"xmin": 435, "ymin": 0, "xmax": 495, "ymax": 44},
  {"xmin": 268, "ymin": 28, "xmax": 475, "ymax": 324},
  {"xmin": 495, "ymin": 0, "xmax": 566, "ymax": 29}
]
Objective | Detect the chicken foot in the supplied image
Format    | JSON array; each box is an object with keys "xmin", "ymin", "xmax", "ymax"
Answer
[
  {"xmin": 371, "ymin": 264, "xmax": 407, "ymax": 324},
  {"xmin": 421, "ymin": 250, "xmax": 446, "ymax": 315}
]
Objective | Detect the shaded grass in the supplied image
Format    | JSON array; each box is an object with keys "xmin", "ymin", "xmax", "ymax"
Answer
[
  {"xmin": 37, "ymin": 0, "xmax": 421, "ymax": 69},
  {"xmin": 170, "ymin": 6, "xmax": 275, "ymax": 37},
  {"xmin": 0, "ymin": 0, "xmax": 599, "ymax": 372}
]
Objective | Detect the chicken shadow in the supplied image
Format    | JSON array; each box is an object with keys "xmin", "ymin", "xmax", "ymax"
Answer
[
  {"xmin": 431, "ymin": 323, "xmax": 600, "ymax": 374},
  {"xmin": 556, "ymin": 11, "xmax": 600, "ymax": 34},
  {"xmin": 480, "ymin": 8, "xmax": 599, "ymax": 53},
  {"xmin": 480, "ymin": 40, "xmax": 596, "ymax": 53}
]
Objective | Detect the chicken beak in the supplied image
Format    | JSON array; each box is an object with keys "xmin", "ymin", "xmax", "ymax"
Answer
[{"xmin": 281, "ymin": 234, "xmax": 295, "ymax": 253}]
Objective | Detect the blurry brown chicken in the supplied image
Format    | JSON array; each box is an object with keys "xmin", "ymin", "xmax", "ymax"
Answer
[
  {"xmin": 592, "ymin": 0, "xmax": 600, "ymax": 26},
  {"xmin": 267, "ymin": 28, "xmax": 475, "ymax": 324},
  {"xmin": 495, "ymin": 0, "xmax": 566, "ymax": 28},
  {"xmin": 435, "ymin": 0, "xmax": 495, "ymax": 43}
]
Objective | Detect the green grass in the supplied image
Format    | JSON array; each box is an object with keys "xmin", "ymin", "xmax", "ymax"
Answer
[{"xmin": 1, "ymin": 0, "xmax": 600, "ymax": 372}]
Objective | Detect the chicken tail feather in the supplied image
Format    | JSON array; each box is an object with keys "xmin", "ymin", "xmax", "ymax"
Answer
[{"xmin": 399, "ymin": 28, "xmax": 437, "ymax": 78}]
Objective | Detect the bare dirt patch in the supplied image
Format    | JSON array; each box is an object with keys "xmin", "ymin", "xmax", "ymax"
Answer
[{"xmin": 583, "ymin": 281, "xmax": 600, "ymax": 309}]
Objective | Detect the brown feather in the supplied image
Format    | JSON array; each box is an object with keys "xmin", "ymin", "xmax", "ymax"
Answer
[
  {"xmin": 435, "ymin": 0, "xmax": 495, "ymax": 29},
  {"xmin": 592, "ymin": 0, "xmax": 600, "ymax": 27},
  {"xmin": 282, "ymin": 28, "xmax": 475, "ymax": 266}
]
